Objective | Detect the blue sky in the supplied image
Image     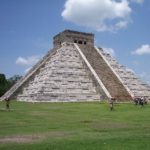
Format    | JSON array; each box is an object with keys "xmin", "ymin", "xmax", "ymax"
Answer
[{"xmin": 0, "ymin": 0, "xmax": 150, "ymax": 84}]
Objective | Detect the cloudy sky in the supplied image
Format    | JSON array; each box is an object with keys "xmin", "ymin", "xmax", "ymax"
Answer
[{"xmin": 0, "ymin": 0, "xmax": 150, "ymax": 84}]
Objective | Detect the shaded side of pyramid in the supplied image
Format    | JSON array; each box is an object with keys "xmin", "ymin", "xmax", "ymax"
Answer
[{"xmin": 96, "ymin": 47, "xmax": 150, "ymax": 100}]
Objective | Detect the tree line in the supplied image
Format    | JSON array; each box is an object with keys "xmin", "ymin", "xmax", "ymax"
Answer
[{"xmin": 0, "ymin": 74, "xmax": 22, "ymax": 97}]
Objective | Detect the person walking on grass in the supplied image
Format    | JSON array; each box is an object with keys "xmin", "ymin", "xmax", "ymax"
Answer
[
  {"xmin": 109, "ymin": 97, "xmax": 116, "ymax": 111},
  {"xmin": 5, "ymin": 97, "xmax": 10, "ymax": 110}
]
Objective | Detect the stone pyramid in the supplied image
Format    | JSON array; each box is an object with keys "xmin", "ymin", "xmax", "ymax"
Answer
[{"xmin": 1, "ymin": 30, "xmax": 150, "ymax": 102}]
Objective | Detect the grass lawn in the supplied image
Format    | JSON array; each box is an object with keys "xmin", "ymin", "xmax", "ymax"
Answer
[{"xmin": 0, "ymin": 100, "xmax": 150, "ymax": 150}]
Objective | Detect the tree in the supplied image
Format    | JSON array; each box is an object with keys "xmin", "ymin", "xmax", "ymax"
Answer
[
  {"xmin": 0, "ymin": 74, "xmax": 22, "ymax": 97},
  {"xmin": 0, "ymin": 74, "xmax": 9, "ymax": 97}
]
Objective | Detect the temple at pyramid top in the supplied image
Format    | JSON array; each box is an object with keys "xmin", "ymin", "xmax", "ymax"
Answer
[
  {"xmin": 53, "ymin": 30, "xmax": 94, "ymax": 48},
  {"xmin": 1, "ymin": 29, "xmax": 150, "ymax": 102}
]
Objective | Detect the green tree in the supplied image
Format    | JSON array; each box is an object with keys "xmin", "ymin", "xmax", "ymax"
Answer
[
  {"xmin": 0, "ymin": 74, "xmax": 22, "ymax": 97},
  {"xmin": 0, "ymin": 74, "xmax": 9, "ymax": 97}
]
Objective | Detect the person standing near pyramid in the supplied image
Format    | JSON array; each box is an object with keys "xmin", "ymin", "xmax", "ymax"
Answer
[
  {"xmin": 5, "ymin": 97, "xmax": 10, "ymax": 110},
  {"xmin": 109, "ymin": 97, "xmax": 115, "ymax": 111}
]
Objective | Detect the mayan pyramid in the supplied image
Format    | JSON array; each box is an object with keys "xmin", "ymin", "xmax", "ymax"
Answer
[{"xmin": 1, "ymin": 30, "xmax": 150, "ymax": 102}]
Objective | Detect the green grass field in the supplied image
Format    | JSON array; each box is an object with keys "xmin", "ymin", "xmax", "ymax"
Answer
[{"xmin": 0, "ymin": 100, "xmax": 150, "ymax": 150}]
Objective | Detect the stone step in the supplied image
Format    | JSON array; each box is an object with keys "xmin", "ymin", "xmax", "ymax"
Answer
[{"xmin": 17, "ymin": 93, "xmax": 100, "ymax": 102}]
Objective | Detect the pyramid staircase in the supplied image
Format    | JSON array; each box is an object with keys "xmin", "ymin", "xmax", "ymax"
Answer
[{"xmin": 77, "ymin": 44, "xmax": 132, "ymax": 101}]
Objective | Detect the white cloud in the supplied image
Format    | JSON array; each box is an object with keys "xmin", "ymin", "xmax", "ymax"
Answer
[
  {"xmin": 115, "ymin": 20, "xmax": 128, "ymax": 29},
  {"xmin": 62, "ymin": 0, "xmax": 132, "ymax": 32},
  {"xmin": 130, "ymin": 0, "xmax": 144, "ymax": 4},
  {"xmin": 102, "ymin": 47, "xmax": 115, "ymax": 57},
  {"xmin": 132, "ymin": 44, "xmax": 150, "ymax": 55},
  {"xmin": 16, "ymin": 55, "xmax": 42, "ymax": 66}
]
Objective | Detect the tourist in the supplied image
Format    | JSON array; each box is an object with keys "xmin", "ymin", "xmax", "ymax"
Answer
[
  {"xmin": 133, "ymin": 96, "xmax": 148, "ymax": 107},
  {"xmin": 133, "ymin": 97, "xmax": 139, "ymax": 105},
  {"xmin": 109, "ymin": 97, "xmax": 115, "ymax": 111},
  {"xmin": 5, "ymin": 97, "xmax": 10, "ymax": 110}
]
